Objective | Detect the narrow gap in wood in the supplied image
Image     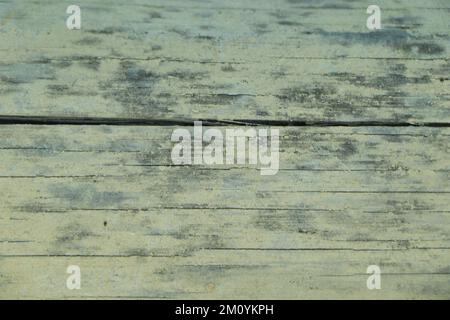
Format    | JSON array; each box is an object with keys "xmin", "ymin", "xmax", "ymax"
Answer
[{"xmin": 0, "ymin": 116, "xmax": 449, "ymax": 127}]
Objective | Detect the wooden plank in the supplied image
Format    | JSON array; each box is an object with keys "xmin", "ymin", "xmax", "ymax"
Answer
[
  {"xmin": 1, "ymin": 0, "xmax": 449, "ymax": 301},
  {"xmin": 0, "ymin": 251, "xmax": 449, "ymax": 299},
  {"xmin": 0, "ymin": 0, "xmax": 449, "ymax": 122},
  {"xmin": 0, "ymin": 125, "xmax": 449, "ymax": 298}
]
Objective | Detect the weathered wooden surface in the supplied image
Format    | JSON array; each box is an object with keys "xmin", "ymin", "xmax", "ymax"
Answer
[
  {"xmin": 0, "ymin": 125, "xmax": 449, "ymax": 299},
  {"xmin": 0, "ymin": 0, "xmax": 449, "ymax": 299},
  {"xmin": 0, "ymin": 0, "xmax": 449, "ymax": 123}
]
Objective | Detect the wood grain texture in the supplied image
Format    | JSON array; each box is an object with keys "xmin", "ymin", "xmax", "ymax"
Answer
[
  {"xmin": 0, "ymin": 0, "xmax": 449, "ymax": 300},
  {"xmin": 0, "ymin": 0, "xmax": 449, "ymax": 123},
  {"xmin": 0, "ymin": 125, "xmax": 449, "ymax": 299}
]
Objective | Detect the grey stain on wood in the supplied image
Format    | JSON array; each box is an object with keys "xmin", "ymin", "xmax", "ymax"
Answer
[{"xmin": 0, "ymin": 0, "xmax": 449, "ymax": 299}]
